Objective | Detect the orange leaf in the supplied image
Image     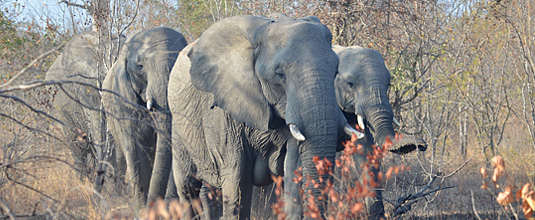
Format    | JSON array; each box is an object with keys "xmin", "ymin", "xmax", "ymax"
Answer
[
  {"xmin": 480, "ymin": 167, "xmax": 488, "ymax": 179},
  {"xmin": 497, "ymin": 185, "xmax": 514, "ymax": 206},
  {"xmin": 351, "ymin": 203, "xmax": 363, "ymax": 214},
  {"xmin": 481, "ymin": 182, "xmax": 489, "ymax": 190},
  {"xmin": 492, "ymin": 167, "xmax": 502, "ymax": 183},
  {"xmin": 386, "ymin": 167, "xmax": 394, "ymax": 180},
  {"xmin": 384, "ymin": 136, "xmax": 393, "ymax": 147},
  {"xmin": 491, "ymin": 156, "xmax": 506, "ymax": 172}
]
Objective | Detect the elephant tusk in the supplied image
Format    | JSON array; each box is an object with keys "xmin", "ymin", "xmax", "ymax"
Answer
[
  {"xmin": 344, "ymin": 124, "xmax": 365, "ymax": 139},
  {"xmin": 289, "ymin": 124, "xmax": 306, "ymax": 141},
  {"xmin": 393, "ymin": 117, "xmax": 401, "ymax": 127},
  {"xmin": 146, "ymin": 98, "xmax": 153, "ymax": 110},
  {"xmin": 357, "ymin": 114, "xmax": 366, "ymax": 130}
]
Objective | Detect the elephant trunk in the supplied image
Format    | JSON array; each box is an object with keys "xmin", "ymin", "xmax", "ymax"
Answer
[
  {"xmin": 286, "ymin": 74, "xmax": 343, "ymax": 216},
  {"xmin": 358, "ymin": 86, "xmax": 393, "ymax": 218},
  {"xmin": 146, "ymin": 56, "xmax": 175, "ymax": 202},
  {"xmin": 361, "ymin": 85, "xmax": 395, "ymax": 148}
]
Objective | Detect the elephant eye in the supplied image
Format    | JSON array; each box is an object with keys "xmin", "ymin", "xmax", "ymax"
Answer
[
  {"xmin": 347, "ymin": 82, "xmax": 354, "ymax": 89},
  {"xmin": 275, "ymin": 70, "xmax": 285, "ymax": 81}
]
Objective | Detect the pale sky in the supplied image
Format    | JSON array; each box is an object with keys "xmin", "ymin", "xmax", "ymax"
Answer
[{"xmin": 14, "ymin": 0, "xmax": 91, "ymax": 33}]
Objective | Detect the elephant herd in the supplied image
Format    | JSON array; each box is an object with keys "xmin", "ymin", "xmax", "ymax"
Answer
[{"xmin": 45, "ymin": 14, "xmax": 426, "ymax": 219}]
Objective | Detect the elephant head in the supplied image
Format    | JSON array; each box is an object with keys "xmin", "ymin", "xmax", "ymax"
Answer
[
  {"xmin": 45, "ymin": 32, "xmax": 124, "ymax": 192},
  {"xmin": 333, "ymin": 45, "xmax": 427, "ymax": 153},
  {"xmin": 103, "ymin": 27, "xmax": 187, "ymax": 209},
  {"xmin": 186, "ymin": 15, "xmax": 360, "ymax": 215}
]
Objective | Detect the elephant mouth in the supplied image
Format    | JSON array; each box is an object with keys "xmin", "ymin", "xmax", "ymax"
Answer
[{"xmin": 388, "ymin": 135, "xmax": 427, "ymax": 155}]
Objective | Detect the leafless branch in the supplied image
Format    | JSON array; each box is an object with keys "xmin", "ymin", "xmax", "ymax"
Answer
[
  {"xmin": 391, "ymin": 173, "xmax": 456, "ymax": 217},
  {"xmin": 471, "ymin": 190, "xmax": 483, "ymax": 220},
  {"xmin": 0, "ymin": 113, "xmax": 63, "ymax": 142},
  {"xmin": 57, "ymin": 0, "xmax": 87, "ymax": 10},
  {"xmin": 0, "ymin": 199, "xmax": 15, "ymax": 220},
  {"xmin": 442, "ymin": 155, "xmax": 474, "ymax": 179},
  {"xmin": 0, "ymin": 43, "xmax": 65, "ymax": 89}
]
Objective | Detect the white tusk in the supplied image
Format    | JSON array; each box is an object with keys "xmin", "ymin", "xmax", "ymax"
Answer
[
  {"xmin": 289, "ymin": 124, "xmax": 306, "ymax": 141},
  {"xmin": 357, "ymin": 114, "xmax": 366, "ymax": 130},
  {"xmin": 344, "ymin": 124, "xmax": 365, "ymax": 139},
  {"xmin": 147, "ymin": 98, "xmax": 153, "ymax": 110},
  {"xmin": 393, "ymin": 117, "xmax": 401, "ymax": 127}
]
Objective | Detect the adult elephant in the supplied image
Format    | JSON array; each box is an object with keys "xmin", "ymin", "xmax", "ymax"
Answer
[
  {"xmin": 168, "ymin": 15, "xmax": 363, "ymax": 219},
  {"xmin": 284, "ymin": 45, "xmax": 427, "ymax": 219},
  {"xmin": 102, "ymin": 27, "xmax": 187, "ymax": 210},
  {"xmin": 45, "ymin": 32, "xmax": 124, "ymax": 191}
]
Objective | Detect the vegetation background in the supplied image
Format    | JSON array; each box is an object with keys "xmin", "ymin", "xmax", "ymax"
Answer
[{"xmin": 0, "ymin": 0, "xmax": 534, "ymax": 219}]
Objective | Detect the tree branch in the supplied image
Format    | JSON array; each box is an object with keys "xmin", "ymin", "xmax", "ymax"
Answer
[
  {"xmin": 0, "ymin": 43, "xmax": 65, "ymax": 89},
  {"xmin": 392, "ymin": 173, "xmax": 457, "ymax": 217},
  {"xmin": 57, "ymin": 0, "xmax": 88, "ymax": 10}
]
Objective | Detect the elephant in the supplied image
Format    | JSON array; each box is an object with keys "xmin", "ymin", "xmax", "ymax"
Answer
[
  {"xmin": 282, "ymin": 45, "xmax": 428, "ymax": 219},
  {"xmin": 45, "ymin": 32, "xmax": 124, "ymax": 192},
  {"xmin": 101, "ymin": 27, "xmax": 187, "ymax": 210},
  {"xmin": 166, "ymin": 14, "xmax": 366, "ymax": 219}
]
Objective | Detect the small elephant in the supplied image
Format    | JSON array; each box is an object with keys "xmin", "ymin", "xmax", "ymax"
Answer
[
  {"xmin": 283, "ymin": 45, "xmax": 427, "ymax": 219},
  {"xmin": 45, "ymin": 32, "xmax": 124, "ymax": 191},
  {"xmin": 167, "ymin": 15, "xmax": 362, "ymax": 219},
  {"xmin": 102, "ymin": 27, "xmax": 187, "ymax": 210}
]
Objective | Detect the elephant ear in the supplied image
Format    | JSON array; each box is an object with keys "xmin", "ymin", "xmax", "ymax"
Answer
[
  {"xmin": 106, "ymin": 55, "xmax": 140, "ymax": 109},
  {"xmin": 189, "ymin": 16, "xmax": 272, "ymax": 131}
]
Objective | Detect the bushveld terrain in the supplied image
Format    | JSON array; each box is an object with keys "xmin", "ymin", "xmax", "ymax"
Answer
[{"xmin": 1, "ymin": 0, "xmax": 534, "ymax": 219}]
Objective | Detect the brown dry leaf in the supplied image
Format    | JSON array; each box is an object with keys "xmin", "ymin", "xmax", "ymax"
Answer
[
  {"xmin": 497, "ymin": 185, "xmax": 514, "ymax": 206},
  {"xmin": 491, "ymin": 156, "xmax": 506, "ymax": 172},
  {"xmin": 385, "ymin": 167, "xmax": 394, "ymax": 180},
  {"xmin": 480, "ymin": 167, "xmax": 488, "ymax": 178},
  {"xmin": 481, "ymin": 182, "xmax": 489, "ymax": 190},
  {"xmin": 156, "ymin": 198, "xmax": 170, "ymax": 220},
  {"xmin": 521, "ymin": 183, "xmax": 535, "ymax": 199},
  {"xmin": 520, "ymin": 183, "xmax": 535, "ymax": 218},
  {"xmin": 522, "ymin": 199, "xmax": 534, "ymax": 219},
  {"xmin": 351, "ymin": 203, "xmax": 364, "ymax": 214},
  {"xmin": 169, "ymin": 200, "xmax": 183, "ymax": 220},
  {"xmin": 492, "ymin": 167, "xmax": 503, "ymax": 183}
]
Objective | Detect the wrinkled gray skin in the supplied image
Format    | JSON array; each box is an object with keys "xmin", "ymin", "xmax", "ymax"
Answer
[
  {"xmin": 102, "ymin": 27, "xmax": 187, "ymax": 210},
  {"xmin": 168, "ymin": 15, "xmax": 348, "ymax": 219},
  {"xmin": 282, "ymin": 45, "xmax": 427, "ymax": 219},
  {"xmin": 46, "ymin": 32, "xmax": 124, "ymax": 191}
]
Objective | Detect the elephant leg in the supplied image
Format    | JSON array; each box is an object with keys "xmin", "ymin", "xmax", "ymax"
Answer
[
  {"xmin": 251, "ymin": 185, "xmax": 277, "ymax": 219},
  {"xmin": 117, "ymin": 127, "xmax": 153, "ymax": 210},
  {"xmin": 200, "ymin": 184, "xmax": 222, "ymax": 220},
  {"xmin": 123, "ymin": 145, "xmax": 148, "ymax": 209},
  {"xmin": 164, "ymin": 170, "xmax": 178, "ymax": 200},
  {"xmin": 221, "ymin": 168, "xmax": 253, "ymax": 219},
  {"xmin": 114, "ymin": 144, "xmax": 127, "ymax": 195},
  {"xmin": 284, "ymin": 138, "xmax": 303, "ymax": 219},
  {"xmin": 172, "ymin": 148, "xmax": 202, "ymax": 219}
]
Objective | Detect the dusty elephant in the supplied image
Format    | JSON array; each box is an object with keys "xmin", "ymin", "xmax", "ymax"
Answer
[
  {"xmin": 167, "ymin": 14, "xmax": 364, "ymax": 219},
  {"xmin": 102, "ymin": 27, "xmax": 187, "ymax": 210},
  {"xmin": 45, "ymin": 32, "xmax": 124, "ymax": 191},
  {"xmin": 282, "ymin": 45, "xmax": 427, "ymax": 219}
]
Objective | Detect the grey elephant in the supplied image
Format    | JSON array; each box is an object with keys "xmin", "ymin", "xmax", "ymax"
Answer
[
  {"xmin": 102, "ymin": 27, "xmax": 187, "ymax": 210},
  {"xmin": 282, "ymin": 45, "xmax": 427, "ymax": 219},
  {"xmin": 45, "ymin": 32, "xmax": 124, "ymax": 191},
  {"xmin": 167, "ymin": 15, "xmax": 366, "ymax": 219}
]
